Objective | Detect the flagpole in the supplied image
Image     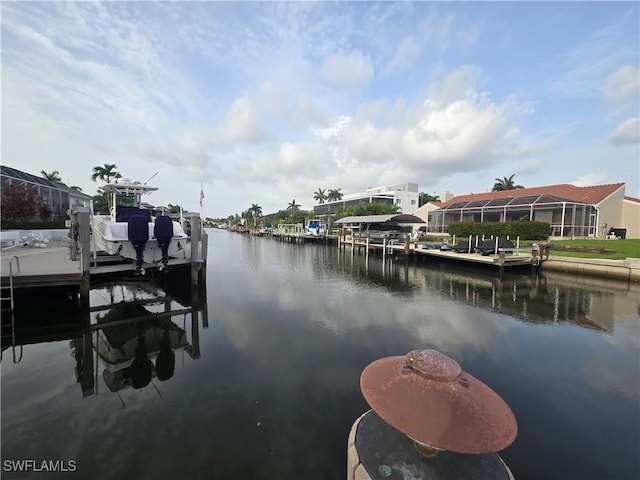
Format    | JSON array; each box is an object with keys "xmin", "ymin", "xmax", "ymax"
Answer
[{"xmin": 200, "ymin": 182, "xmax": 204, "ymax": 221}]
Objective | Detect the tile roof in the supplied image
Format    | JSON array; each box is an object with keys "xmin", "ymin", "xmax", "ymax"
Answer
[
  {"xmin": 440, "ymin": 183, "xmax": 625, "ymax": 207},
  {"xmin": 624, "ymin": 196, "xmax": 640, "ymax": 203}
]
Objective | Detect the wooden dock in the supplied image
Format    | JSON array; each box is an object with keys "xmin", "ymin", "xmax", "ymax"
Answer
[
  {"xmin": 1, "ymin": 208, "xmax": 208, "ymax": 300},
  {"xmin": 337, "ymin": 235, "xmax": 544, "ymax": 272},
  {"xmin": 415, "ymin": 247, "xmax": 536, "ymax": 267}
]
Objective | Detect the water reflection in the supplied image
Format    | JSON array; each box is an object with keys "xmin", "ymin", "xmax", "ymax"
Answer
[
  {"xmin": 333, "ymin": 247, "xmax": 639, "ymax": 333},
  {"xmin": 1, "ymin": 232, "xmax": 638, "ymax": 480},
  {"xmin": 6, "ymin": 281, "xmax": 207, "ymax": 403}
]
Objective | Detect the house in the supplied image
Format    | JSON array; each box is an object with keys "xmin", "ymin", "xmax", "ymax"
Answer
[
  {"xmin": 1, "ymin": 165, "xmax": 93, "ymax": 221},
  {"xmin": 420, "ymin": 183, "xmax": 638, "ymax": 239},
  {"xmin": 409, "ymin": 200, "xmax": 442, "ymax": 235},
  {"xmin": 622, "ymin": 196, "xmax": 640, "ymax": 239},
  {"xmin": 313, "ymin": 183, "xmax": 419, "ymax": 215}
]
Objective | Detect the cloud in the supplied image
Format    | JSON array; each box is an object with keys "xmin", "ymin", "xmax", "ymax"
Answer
[
  {"xmin": 571, "ymin": 172, "xmax": 610, "ymax": 187},
  {"xmin": 608, "ymin": 118, "xmax": 640, "ymax": 145},
  {"xmin": 602, "ymin": 65, "xmax": 640, "ymax": 108},
  {"xmin": 321, "ymin": 50, "xmax": 374, "ymax": 90},
  {"xmin": 401, "ymin": 66, "xmax": 523, "ymax": 170},
  {"xmin": 514, "ymin": 158, "xmax": 546, "ymax": 175},
  {"xmin": 384, "ymin": 36, "xmax": 421, "ymax": 74}
]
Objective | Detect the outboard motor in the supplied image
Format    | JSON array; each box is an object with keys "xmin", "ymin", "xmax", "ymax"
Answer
[
  {"xmin": 154, "ymin": 215, "xmax": 173, "ymax": 271},
  {"xmin": 128, "ymin": 215, "xmax": 150, "ymax": 275}
]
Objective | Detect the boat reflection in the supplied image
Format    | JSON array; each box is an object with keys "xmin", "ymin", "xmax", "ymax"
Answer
[
  {"xmin": 75, "ymin": 281, "xmax": 206, "ymax": 399},
  {"xmin": 3, "ymin": 280, "xmax": 207, "ymax": 400}
]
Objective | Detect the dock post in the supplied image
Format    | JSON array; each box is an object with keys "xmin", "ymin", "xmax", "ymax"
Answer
[
  {"xmin": 190, "ymin": 215, "xmax": 201, "ymax": 287},
  {"xmin": 405, "ymin": 235, "xmax": 410, "ymax": 255},
  {"xmin": 199, "ymin": 225, "xmax": 208, "ymax": 283},
  {"xmin": 366, "ymin": 237, "xmax": 370, "ymax": 260},
  {"xmin": 75, "ymin": 207, "xmax": 91, "ymax": 307},
  {"xmin": 70, "ymin": 210, "xmax": 79, "ymax": 261}
]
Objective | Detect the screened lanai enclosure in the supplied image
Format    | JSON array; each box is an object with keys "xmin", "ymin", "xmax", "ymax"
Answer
[{"xmin": 428, "ymin": 194, "xmax": 599, "ymax": 238}]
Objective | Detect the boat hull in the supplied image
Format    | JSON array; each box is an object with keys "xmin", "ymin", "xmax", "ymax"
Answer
[{"xmin": 92, "ymin": 215, "xmax": 189, "ymax": 264}]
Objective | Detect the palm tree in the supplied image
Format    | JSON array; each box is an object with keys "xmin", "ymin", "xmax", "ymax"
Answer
[
  {"xmin": 91, "ymin": 164, "xmax": 122, "ymax": 184},
  {"xmin": 287, "ymin": 198, "xmax": 301, "ymax": 211},
  {"xmin": 492, "ymin": 174, "xmax": 524, "ymax": 192},
  {"xmin": 248, "ymin": 203, "xmax": 262, "ymax": 228},
  {"xmin": 327, "ymin": 188, "xmax": 343, "ymax": 201},
  {"xmin": 249, "ymin": 203, "xmax": 263, "ymax": 218},
  {"xmin": 313, "ymin": 188, "xmax": 327, "ymax": 204},
  {"xmin": 41, "ymin": 170, "xmax": 62, "ymax": 183},
  {"xmin": 69, "ymin": 186, "xmax": 83, "ymax": 191},
  {"xmin": 419, "ymin": 192, "xmax": 441, "ymax": 206}
]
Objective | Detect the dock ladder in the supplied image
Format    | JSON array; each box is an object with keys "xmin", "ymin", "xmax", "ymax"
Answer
[{"xmin": 1, "ymin": 256, "xmax": 23, "ymax": 363}]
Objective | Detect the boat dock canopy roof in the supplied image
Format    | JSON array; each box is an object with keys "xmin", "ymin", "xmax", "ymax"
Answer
[{"xmin": 335, "ymin": 214, "xmax": 425, "ymax": 224}]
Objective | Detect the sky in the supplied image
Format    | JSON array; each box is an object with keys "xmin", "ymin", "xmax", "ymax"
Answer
[{"xmin": 2, "ymin": 1, "xmax": 639, "ymax": 218}]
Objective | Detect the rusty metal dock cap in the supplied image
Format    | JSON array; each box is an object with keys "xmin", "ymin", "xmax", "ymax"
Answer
[{"xmin": 360, "ymin": 349, "xmax": 518, "ymax": 454}]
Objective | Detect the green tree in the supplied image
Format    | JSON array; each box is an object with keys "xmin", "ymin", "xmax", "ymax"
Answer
[
  {"xmin": 492, "ymin": 174, "xmax": 524, "ymax": 192},
  {"xmin": 327, "ymin": 188, "xmax": 343, "ymax": 201},
  {"xmin": 167, "ymin": 203, "xmax": 182, "ymax": 213},
  {"xmin": 41, "ymin": 170, "xmax": 63, "ymax": 183},
  {"xmin": 91, "ymin": 164, "xmax": 122, "ymax": 184},
  {"xmin": 92, "ymin": 190, "xmax": 109, "ymax": 214},
  {"xmin": 249, "ymin": 203, "xmax": 263, "ymax": 218},
  {"xmin": 287, "ymin": 198, "xmax": 301, "ymax": 211},
  {"xmin": 313, "ymin": 188, "xmax": 327, "ymax": 204},
  {"xmin": 276, "ymin": 208, "xmax": 310, "ymax": 224},
  {"xmin": 419, "ymin": 192, "xmax": 441, "ymax": 206},
  {"xmin": 336, "ymin": 202, "xmax": 400, "ymax": 218}
]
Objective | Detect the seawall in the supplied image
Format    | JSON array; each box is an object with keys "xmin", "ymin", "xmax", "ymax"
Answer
[{"xmin": 544, "ymin": 256, "xmax": 640, "ymax": 282}]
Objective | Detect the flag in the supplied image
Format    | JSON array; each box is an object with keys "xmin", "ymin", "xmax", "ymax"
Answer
[{"xmin": 199, "ymin": 185, "xmax": 205, "ymax": 207}]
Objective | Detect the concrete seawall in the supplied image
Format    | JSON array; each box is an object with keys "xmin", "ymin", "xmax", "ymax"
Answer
[{"xmin": 544, "ymin": 256, "xmax": 640, "ymax": 282}]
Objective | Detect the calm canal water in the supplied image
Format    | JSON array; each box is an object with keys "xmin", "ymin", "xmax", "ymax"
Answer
[{"xmin": 2, "ymin": 230, "xmax": 639, "ymax": 480}]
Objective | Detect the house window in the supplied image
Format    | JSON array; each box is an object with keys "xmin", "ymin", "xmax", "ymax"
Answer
[
  {"xmin": 396, "ymin": 199, "xmax": 401, "ymax": 204},
  {"xmin": 411, "ymin": 199, "xmax": 416, "ymax": 205}
]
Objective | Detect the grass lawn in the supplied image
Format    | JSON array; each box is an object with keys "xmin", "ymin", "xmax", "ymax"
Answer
[{"xmin": 547, "ymin": 239, "xmax": 640, "ymax": 260}]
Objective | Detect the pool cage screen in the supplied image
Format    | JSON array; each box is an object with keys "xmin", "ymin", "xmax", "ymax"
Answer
[{"xmin": 428, "ymin": 194, "xmax": 599, "ymax": 238}]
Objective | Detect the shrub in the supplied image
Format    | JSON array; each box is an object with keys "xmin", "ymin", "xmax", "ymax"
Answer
[{"xmin": 447, "ymin": 221, "xmax": 551, "ymax": 240}]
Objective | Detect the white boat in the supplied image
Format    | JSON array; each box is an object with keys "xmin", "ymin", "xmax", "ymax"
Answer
[
  {"xmin": 305, "ymin": 219, "xmax": 326, "ymax": 236},
  {"xmin": 91, "ymin": 178, "xmax": 189, "ymax": 274}
]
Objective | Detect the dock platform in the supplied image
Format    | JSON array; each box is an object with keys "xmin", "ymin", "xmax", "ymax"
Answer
[
  {"xmin": 415, "ymin": 247, "xmax": 536, "ymax": 267},
  {"xmin": 338, "ymin": 236, "xmax": 542, "ymax": 271},
  {"xmin": 1, "ymin": 244, "xmax": 199, "ymax": 290}
]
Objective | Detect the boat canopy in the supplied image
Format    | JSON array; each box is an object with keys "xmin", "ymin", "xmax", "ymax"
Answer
[{"xmin": 101, "ymin": 180, "xmax": 158, "ymax": 196}]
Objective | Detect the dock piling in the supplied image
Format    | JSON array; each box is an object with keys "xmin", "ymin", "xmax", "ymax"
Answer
[{"xmin": 190, "ymin": 216, "xmax": 201, "ymax": 287}]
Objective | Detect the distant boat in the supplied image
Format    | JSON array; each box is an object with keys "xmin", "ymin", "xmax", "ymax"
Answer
[
  {"xmin": 91, "ymin": 178, "xmax": 189, "ymax": 274},
  {"xmin": 305, "ymin": 219, "xmax": 325, "ymax": 236}
]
